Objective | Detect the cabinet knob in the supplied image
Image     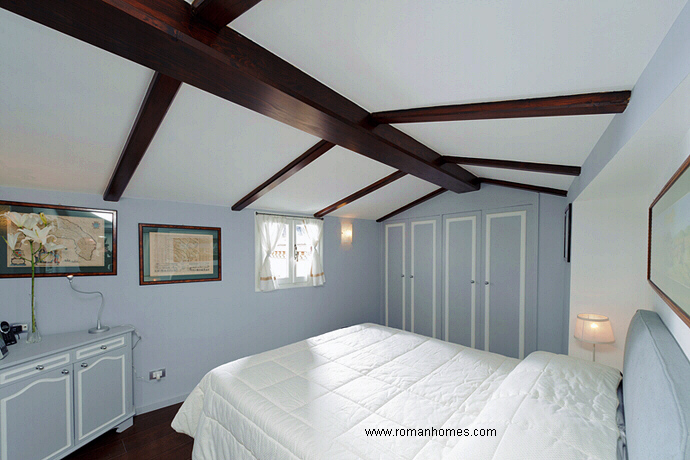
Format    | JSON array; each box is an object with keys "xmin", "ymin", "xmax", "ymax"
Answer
[
  {"xmin": 401, "ymin": 274, "xmax": 405, "ymax": 278},
  {"xmin": 61, "ymin": 369, "xmax": 70, "ymax": 375},
  {"xmin": 485, "ymin": 281, "xmax": 490, "ymax": 285},
  {"xmin": 35, "ymin": 365, "xmax": 44, "ymax": 371},
  {"xmin": 100, "ymin": 345, "xmax": 108, "ymax": 350},
  {"xmin": 81, "ymin": 363, "xmax": 88, "ymax": 368},
  {"xmin": 410, "ymin": 275, "xmax": 414, "ymax": 279},
  {"xmin": 470, "ymin": 280, "xmax": 475, "ymax": 284}
]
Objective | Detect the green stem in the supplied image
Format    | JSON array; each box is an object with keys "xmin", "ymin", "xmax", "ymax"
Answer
[{"xmin": 30, "ymin": 242, "xmax": 36, "ymax": 334}]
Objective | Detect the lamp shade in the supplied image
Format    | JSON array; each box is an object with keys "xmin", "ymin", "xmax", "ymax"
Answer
[{"xmin": 574, "ymin": 314, "xmax": 614, "ymax": 344}]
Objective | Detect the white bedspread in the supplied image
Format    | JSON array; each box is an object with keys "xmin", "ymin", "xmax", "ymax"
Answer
[
  {"xmin": 172, "ymin": 323, "xmax": 518, "ymax": 459},
  {"xmin": 172, "ymin": 324, "xmax": 621, "ymax": 460},
  {"xmin": 445, "ymin": 351, "xmax": 622, "ymax": 460}
]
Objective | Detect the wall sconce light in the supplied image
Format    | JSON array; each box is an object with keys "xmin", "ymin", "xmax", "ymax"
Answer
[{"xmin": 341, "ymin": 222, "xmax": 353, "ymax": 245}]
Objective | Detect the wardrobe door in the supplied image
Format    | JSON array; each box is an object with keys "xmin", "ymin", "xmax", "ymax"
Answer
[
  {"xmin": 411, "ymin": 219, "xmax": 438, "ymax": 338},
  {"xmin": 444, "ymin": 212, "xmax": 480, "ymax": 347},
  {"xmin": 385, "ymin": 223, "xmax": 406, "ymax": 330},
  {"xmin": 484, "ymin": 210, "xmax": 526, "ymax": 359}
]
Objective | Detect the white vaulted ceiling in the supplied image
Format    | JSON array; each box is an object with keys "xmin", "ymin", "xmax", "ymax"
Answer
[{"xmin": 1, "ymin": 1, "xmax": 688, "ymax": 219}]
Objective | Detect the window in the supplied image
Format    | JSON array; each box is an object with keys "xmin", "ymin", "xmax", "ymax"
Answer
[{"xmin": 255, "ymin": 214, "xmax": 324, "ymax": 291}]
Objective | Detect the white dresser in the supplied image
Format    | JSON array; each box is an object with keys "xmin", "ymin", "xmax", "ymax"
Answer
[{"xmin": 0, "ymin": 327, "xmax": 135, "ymax": 460}]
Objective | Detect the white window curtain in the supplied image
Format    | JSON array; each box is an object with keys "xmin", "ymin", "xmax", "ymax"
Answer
[
  {"xmin": 303, "ymin": 218, "xmax": 325, "ymax": 287},
  {"xmin": 256, "ymin": 214, "xmax": 288, "ymax": 292}
]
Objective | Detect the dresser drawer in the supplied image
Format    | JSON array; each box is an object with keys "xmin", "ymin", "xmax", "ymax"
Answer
[
  {"xmin": 76, "ymin": 336, "xmax": 126, "ymax": 360},
  {"xmin": 0, "ymin": 352, "xmax": 71, "ymax": 386}
]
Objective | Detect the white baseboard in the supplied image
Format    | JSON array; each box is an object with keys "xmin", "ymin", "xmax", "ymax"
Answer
[{"xmin": 135, "ymin": 393, "xmax": 189, "ymax": 415}]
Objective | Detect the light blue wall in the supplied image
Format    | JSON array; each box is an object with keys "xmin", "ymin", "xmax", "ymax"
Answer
[
  {"xmin": 566, "ymin": 1, "xmax": 690, "ymax": 356},
  {"xmin": 379, "ymin": 184, "xmax": 568, "ymax": 353},
  {"xmin": 0, "ymin": 185, "xmax": 381, "ymax": 412},
  {"xmin": 569, "ymin": 1, "xmax": 690, "ymax": 201}
]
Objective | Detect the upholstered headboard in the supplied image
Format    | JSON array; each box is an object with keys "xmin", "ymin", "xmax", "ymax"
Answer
[{"xmin": 623, "ymin": 310, "xmax": 690, "ymax": 460}]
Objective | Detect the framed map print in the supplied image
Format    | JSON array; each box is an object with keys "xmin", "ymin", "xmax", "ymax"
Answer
[
  {"xmin": 139, "ymin": 224, "xmax": 221, "ymax": 285},
  {"xmin": 649, "ymin": 155, "xmax": 690, "ymax": 329},
  {"xmin": 0, "ymin": 201, "xmax": 117, "ymax": 277}
]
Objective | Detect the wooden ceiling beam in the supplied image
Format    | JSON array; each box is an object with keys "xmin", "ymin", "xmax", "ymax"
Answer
[
  {"xmin": 314, "ymin": 171, "xmax": 407, "ymax": 218},
  {"xmin": 443, "ymin": 157, "xmax": 581, "ymax": 176},
  {"xmin": 232, "ymin": 140, "xmax": 335, "ymax": 211},
  {"xmin": 376, "ymin": 188, "xmax": 447, "ymax": 223},
  {"xmin": 371, "ymin": 91, "xmax": 631, "ymax": 124},
  {"xmin": 2, "ymin": 0, "xmax": 478, "ymax": 194},
  {"xmin": 191, "ymin": 0, "xmax": 263, "ymax": 29},
  {"xmin": 105, "ymin": 0, "xmax": 259, "ymax": 202},
  {"xmin": 103, "ymin": 72, "xmax": 181, "ymax": 202},
  {"xmin": 480, "ymin": 178, "xmax": 567, "ymax": 197}
]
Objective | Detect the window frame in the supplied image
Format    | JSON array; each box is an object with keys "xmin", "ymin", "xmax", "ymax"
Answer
[{"xmin": 255, "ymin": 216, "xmax": 323, "ymax": 291}]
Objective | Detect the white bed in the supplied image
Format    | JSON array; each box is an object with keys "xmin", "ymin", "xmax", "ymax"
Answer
[{"xmin": 172, "ymin": 323, "xmax": 621, "ymax": 459}]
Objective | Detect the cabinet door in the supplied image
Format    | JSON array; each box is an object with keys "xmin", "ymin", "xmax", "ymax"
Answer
[
  {"xmin": 75, "ymin": 348, "xmax": 128, "ymax": 443},
  {"xmin": 444, "ymin": 213, "xmax": 480, "ymax": 347},
  {"xmin": 484, "ymin": 210, "xmax": 526, "ymax": 359},
  {"xmin": 0, "ymin": 367, "xmax": 73, "ymax": 460},
  {"xmin": 411, "ymin": 219, "xmax": 438, "ymax": 338},
  {"xmin": 385, "ymin": 223, "xmax": 406, "ymax": 330}
]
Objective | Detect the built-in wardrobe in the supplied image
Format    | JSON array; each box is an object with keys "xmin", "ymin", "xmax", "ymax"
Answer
[{"xmin": 383, "ymin": 204, "xmax": 538, "ymax": 359}]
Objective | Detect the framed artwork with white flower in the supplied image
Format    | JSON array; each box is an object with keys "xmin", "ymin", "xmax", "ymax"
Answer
[{"xmin": 0, "ymin": 201, "xmax": 117, "ymax": 277}]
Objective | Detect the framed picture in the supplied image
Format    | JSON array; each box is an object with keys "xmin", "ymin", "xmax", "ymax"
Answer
[
  {"xmin": 649, "ymin": 155, "xmax": 690, "ymax": 328},
  {"xmin": 0, "ymin": 201, "xmax": 117, "ymax": 278},
  {"xmin": 564, "ymin": 203, "xmax": 572, "ymax": 263},
  {"xmin": 0, "ymin": 201, "xmax": 116, "ymax": 278},
  {"xmin": 139, "ymin": 224, "xmax": 221, "ymax": 285}
]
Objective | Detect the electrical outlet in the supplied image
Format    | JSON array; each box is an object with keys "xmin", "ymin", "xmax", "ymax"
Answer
[{"xmin": 149, "ymin": 368, "xmax": 166, "ymax": 381}]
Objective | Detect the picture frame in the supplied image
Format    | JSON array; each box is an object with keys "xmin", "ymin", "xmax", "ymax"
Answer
[
  {"xmin": 0, "ymin": 201, "xmax": 117, "ymax": 278},
  {"xmin": 139, "ymin": 223, "xmax": 221, "ymax": 285},
  {"xmin": 648, "ymin": 155, "xmax": 690, "ymax": 329},
  {"xmin": 564, "ymin": 203, "xmax": 572, "ymax": 263}
]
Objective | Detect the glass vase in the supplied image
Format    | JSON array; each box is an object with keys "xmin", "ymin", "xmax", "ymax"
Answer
[{"xmin": 26, "ymin": 294, "xmax": 41, "ymax": 343}]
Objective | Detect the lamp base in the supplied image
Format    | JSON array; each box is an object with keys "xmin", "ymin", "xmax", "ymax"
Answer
[{"xmin": 88, "ymin": 326, "xmax": 110, "ymax": 334}]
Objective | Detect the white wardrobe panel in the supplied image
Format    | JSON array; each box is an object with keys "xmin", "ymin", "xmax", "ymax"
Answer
[
  {"xmin": 411, "ymin": 219, "xmax": 437, "ymax": 338},
  {"xmin": 385, "ymin": 223, "xmax": 405, "ymax": 330},
  {"xmin": 444, "ymin": 213, "xmax": 479, "ymax": 347},
  {"xmin": 484, "ymin": 210, "xmax": 527, "ymax": 359}
]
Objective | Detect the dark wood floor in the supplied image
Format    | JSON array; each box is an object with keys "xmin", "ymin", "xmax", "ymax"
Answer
[{"xmin": 64, "ymin": 403, "xmax": 193, "ymax": 460}]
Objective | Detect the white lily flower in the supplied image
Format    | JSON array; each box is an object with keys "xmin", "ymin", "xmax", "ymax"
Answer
[
  {"xmin": 23, "ymin": 214, "xmax": 41, "ymax": 230},
  {"xmin": 2, "ymin": 211, "xmax": 40, "ymax": 229},
  {"xmin": 43, "ymin": 241, "xmax": 66, "ymax": 252},
  {"xmin": 5, "ymin": 233, "xmax": 20, "ymax": 250},
  {"xmin": 20, "ymin": 225, "xmax": 53, "ymax": 247}
]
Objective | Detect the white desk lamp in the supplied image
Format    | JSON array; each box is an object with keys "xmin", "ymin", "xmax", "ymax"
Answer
[
  {"xmin": 574, "ymin": 313, "xmax": 614, "ymax": 362},
  {"xmin": 66, "ymin": 275, "xmax": 109, "ymax": 334}
]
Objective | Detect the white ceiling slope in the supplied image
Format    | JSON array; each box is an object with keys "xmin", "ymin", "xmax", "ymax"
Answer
[
  {"xmin": 233, "ymin": 0, "xmax": 687, "ymax": 112},
  {"xmin": 124, "ymin": 84, "xmax": 321, "ymax": 207},
  {"xmin": 0, "ymin": 9, "xmax": 153, "ymax": 194},
  {"xmin": 1, "ymin": 1, "xmax": 688, "ymax": 220},
  {"xmin": 330, "ymin": 175, "xmax": 439, "ymax": 221},
  {"xmin": 250, "ymin": 146, "xmax": 396, "ymax": 214}
]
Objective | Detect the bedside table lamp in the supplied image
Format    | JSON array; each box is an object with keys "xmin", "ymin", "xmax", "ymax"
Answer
[{"xmin": 574, "ymin": 313, "xmax": 614, "ymax": 362}]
